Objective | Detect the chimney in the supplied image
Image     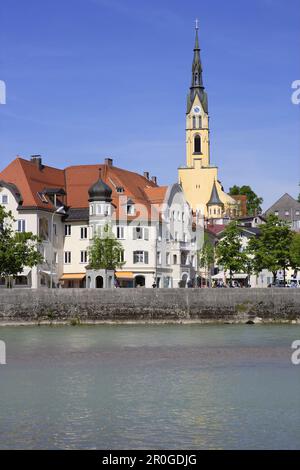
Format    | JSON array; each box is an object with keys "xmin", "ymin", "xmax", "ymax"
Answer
[
  {"xmin": 30, "ymin": 155, "xmax": 43, "ymax": 170},
  {"xmin": 143, "ymin": 171, "xmax": 150, "ymax": 180},
  {"xmin": 151, "ymin": 176, "xmax": 157, "ymax": 185},
  {"xmin": 104, "ymin": 158, "xmax": 113, "ymax": 167}
]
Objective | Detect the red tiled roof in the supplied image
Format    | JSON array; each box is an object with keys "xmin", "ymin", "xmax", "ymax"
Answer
[
  {"xmin": 0, "ymin": 157, "xmax": 168, "ymax": 217},
  {"xmin": 206, "ymin": 224, "xmax": 226, "ymax": 235}
]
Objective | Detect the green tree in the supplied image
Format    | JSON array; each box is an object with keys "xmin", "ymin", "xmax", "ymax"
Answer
[
  {"xmin": 89, "ymin": 224, "xmax": 125, "ymax": 270},
  {"xmin": 215, "ymin": 222, "xmax": 248, "ymax": 286},
  {"xmin": 229, "ymin": 185, "xmax": 263, "ymax": 215},
  {"xmin": 198, "ymin": 234, "xmax": 215, "ymax": 287},
  {"xmin": 0, "ymin": 205, "xmax": 43, "ymax": 287},
  {"xmin": 248, "ymin": 214, "xmax": 293, "ymax": 284},
  {"xmin": 290, "ymin": 232, "xmax": 300, "ymax": 275}
]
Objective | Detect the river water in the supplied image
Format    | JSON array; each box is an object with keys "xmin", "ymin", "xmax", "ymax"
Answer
[{"xmin": 0, "ymin": 324, "xmax": 299, "ymax": 449}]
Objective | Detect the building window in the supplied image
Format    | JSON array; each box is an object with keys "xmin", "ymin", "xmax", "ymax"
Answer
[
  {"xmin": 157, "ymin": 252, "xmax": 161, "ymax": 265},
  {"xmin": 166, "ymin": 253, "xmax": 170, "ymax": 265},
  {"xmin": 285, "ymin": 211, "xmax": 289, "ymax": 216},
  {"xmin": 65, "ymin": 225, "xmax": 71, "ymax": 236},
  {"xmin": 194, "ymin": 135, "xmax": 201, "ymax": 153},
  {"xmin": 296, "ymin": 211, "xmax": 300, "ymax": 216},
  {"xmin": 80, "ymin": 250, "xmax": 88, "ymax": 264},
  {"xmin": 192, "ymin": 116, "xmax": 196, "ymax": 129},
  {"xmin": 17, "ymin": 219, "xmax": 26, "ymax": 232},
  {"xmin": 133, "ymin": 227, "xmax": 149, "ymax": 240},
  {"xmin": 80, "ymin": 227, "xmax": 88, "ymax": 239},
  {"xmin": 1, "ymin": 194, "xmax": 8, "ymax": 204},
  {"xmin": 53, "ymin": 251, "xmax": 58, "ymax": 264},
  {"xmin": 198, "ymin": 116, "xmax": 202, "ymax": 129},
  {"xmin": 64, "ymin": 251, "xmax": 71, "ymax": 264},
  {"xmin": 90, "ymin": 205, "xmax": 94, "ymax": 215},
  {"xmin": 119, "ymin": 250, "xmax": 125, "ymax": 263},
  {"xmin": 173, "ymin": 254, "xmax": 177, "ymax": 265},
  {"xmin": 117, "ymin": 226, "xmax": 125, "ymax": 239},
  {"xmin": 133, "ymin": 251, "xmax": 149, "ymax": 264}
]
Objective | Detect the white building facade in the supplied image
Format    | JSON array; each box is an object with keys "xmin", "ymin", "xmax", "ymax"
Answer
[{"xmin": 0, "ymin": 157, "xmax": 202, "ymax": 289}]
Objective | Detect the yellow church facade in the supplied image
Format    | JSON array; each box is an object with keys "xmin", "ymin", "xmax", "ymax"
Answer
[{"xmin": 178, "ymin": 25, "xmax": 237, "ymax": 219}]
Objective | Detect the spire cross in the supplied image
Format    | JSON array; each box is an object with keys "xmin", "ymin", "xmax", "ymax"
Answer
[{"xmin": 195, "ymin": 18, "xmax": 199, "ymax": 30}]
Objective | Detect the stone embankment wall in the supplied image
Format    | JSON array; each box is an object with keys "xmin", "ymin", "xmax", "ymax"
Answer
[{"xmin": 0, "ymin": 288, "xmax": 300, "ymax": 324}]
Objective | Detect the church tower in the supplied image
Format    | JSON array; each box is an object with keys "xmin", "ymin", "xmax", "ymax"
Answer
[
  {"xmin": 179, "ymin": 22, "xmax": 237, "ymax": 218},
  {"xmin": 186, "ymin": 21, "xmax": 210, "ymax": 168}
]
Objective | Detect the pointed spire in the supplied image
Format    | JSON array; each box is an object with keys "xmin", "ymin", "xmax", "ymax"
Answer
[
  {"xmin": 187, "ymin": 20, "xmax": 208, "ymax": 114},
  {"xmin": 191, "ymin": 19, "xmax": 203, "ymax": 89},
  {"xmin": 194, "ymin": 19, "xmax": 200, "ymax": 50},
  {"xmin": 207, "ymin": 180, "xmax": 224, "ymax": 206}
]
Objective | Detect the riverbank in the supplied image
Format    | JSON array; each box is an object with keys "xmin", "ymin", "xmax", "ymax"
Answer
[{"xmin": 0, "ymin": 288, "xmax": 300, "ymax": 324}]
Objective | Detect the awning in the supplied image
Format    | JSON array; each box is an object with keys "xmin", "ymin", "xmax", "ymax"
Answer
[
  {"xmin": 212, "ymin": 272, "xmax": 225, "ymax": 280},
  {"xmin": 60, "ymin": 273, "xmax": 86, "ymax": 280},
  {"xmin": 232, "ymin": 274, "xmax": 248, "ymax": 280},
  {"xmin": 16, "ymin": 268, "xmax": 31, "ymax": 277},
  {"xmin": 115, "ymin": 272, "xmax": 134, "ymax": 280}
]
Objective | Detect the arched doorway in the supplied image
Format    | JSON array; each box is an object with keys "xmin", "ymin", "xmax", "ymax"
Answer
[
  {"xmin": 135, "ymin": 275, "xmax": 145, "ymax": 287},
  {"xmin": 180, "ymin": 273, "xmax": 188, "ymax": 288},
  {"xmin": 96, "ymin": 276, "xmax": 103, "ymax": 288}
]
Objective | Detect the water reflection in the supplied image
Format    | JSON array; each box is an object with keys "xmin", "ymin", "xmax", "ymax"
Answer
[{"xmin": 0, "ymin": 325, "xmax": 299, "ymax": 449}]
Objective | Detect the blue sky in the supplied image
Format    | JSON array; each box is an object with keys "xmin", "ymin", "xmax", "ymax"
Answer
[{"xmin": 0, "ymin": 0, "xmax": 299, "ymax": 209}]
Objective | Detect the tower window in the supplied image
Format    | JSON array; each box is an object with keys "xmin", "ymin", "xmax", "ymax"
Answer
[
  {"xmin": 192, "ymin": 116, "xmax": 196, "ymax": 129},
  {"xmin": 194, "ymin": 135, "xmax": 201, "ymax": 153},
  {"xmin": 198, "ymin": 116, "xmax": 202, "ymax": 129},
  {"xmin": 195, "ymin": 73, "xmax": 198, "ymax": 85}
]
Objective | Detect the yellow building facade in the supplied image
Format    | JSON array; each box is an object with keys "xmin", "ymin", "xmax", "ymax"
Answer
[{"xmin": 178, "ymin": 25, "xmax": 237, "ymax": 218}]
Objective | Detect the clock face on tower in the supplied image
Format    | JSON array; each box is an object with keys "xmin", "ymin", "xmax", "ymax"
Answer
[{"xmin": 193, "ymin": 106, "xmax": 201, "ymax": 114}]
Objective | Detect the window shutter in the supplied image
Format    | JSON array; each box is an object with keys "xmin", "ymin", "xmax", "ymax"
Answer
[
  {"xmin": 144, "ymin": 228, "xmax": 149, "ymax": 240},
  {"xmin": 144, "ymin": 251, "xmax": 149, "ymax": 264},
  {"xmin": 133, "ymin": 228, "xmax": 137, "ymax": 240}
]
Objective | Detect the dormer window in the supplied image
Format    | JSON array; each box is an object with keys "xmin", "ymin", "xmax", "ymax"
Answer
[
  {"xmin": 127, "ymin": 204, "xmax": 135, "ymax": 215},
  {"xmin": 116, "ymin": 187, "xmax": 124, "ymax": 193}
]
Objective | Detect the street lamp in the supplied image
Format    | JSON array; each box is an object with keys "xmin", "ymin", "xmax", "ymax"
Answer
[{"xmin": 50, "ymin": 205, "xmax": 65, "ymax": 289}]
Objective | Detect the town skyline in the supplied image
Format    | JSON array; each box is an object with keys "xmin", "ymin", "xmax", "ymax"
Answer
[{"xmin": 0, "ymin": 0, "xmax": 299, "ymax": 209}]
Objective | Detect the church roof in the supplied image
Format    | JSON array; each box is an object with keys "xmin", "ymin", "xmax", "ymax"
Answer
[
  {"xmin": 187, "ymin": 24, "xmax": 208, "ymax": 114},
  {"xmin": 207, "ymin": 181, "xmax": 224, "ymax": 206}
]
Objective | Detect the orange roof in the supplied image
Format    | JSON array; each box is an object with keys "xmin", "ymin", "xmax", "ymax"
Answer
[{"xmin": 0, "ymin": 157, "xmax": 168, "ymax": 218}]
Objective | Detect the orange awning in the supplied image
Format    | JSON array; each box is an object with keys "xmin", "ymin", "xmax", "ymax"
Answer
[
  {"xmin": 115, "ymin": 272, "xmax": 134, "ymax": 280},
  {"xmin": 60, "ymin": 273, "xmax": 86, "ymax": 280}
]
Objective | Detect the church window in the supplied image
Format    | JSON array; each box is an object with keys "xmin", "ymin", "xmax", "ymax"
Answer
[
  {"xmin": 198, "ymin": 116, "xmax": 202, "ymax": 128},
  {"xmin": 192, "ymin": 116, "xmax": 196, "ymax": 129},
  {"xmin": 195, "ymin": 73, "xmax": 198, "ymax": 85},
  {"xmin": 194, "ymin": 135, "xmax": 201, "ymax": 153}
]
